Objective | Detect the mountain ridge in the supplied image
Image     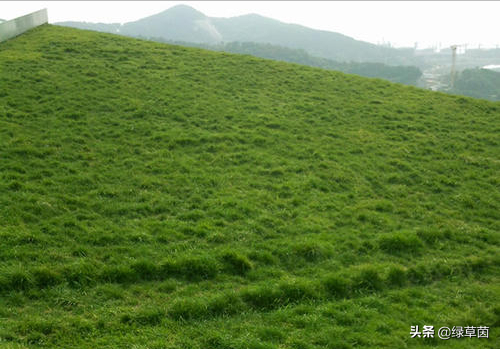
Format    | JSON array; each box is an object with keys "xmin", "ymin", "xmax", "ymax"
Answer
[{"xmin": 56, "ymin": 4, "xmax": 417, "ymax": 65}]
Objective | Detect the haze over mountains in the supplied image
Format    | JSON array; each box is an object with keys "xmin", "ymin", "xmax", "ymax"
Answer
[{"xmin": 57, "ymin": 4, "xmax": 417, "ymax": 66}]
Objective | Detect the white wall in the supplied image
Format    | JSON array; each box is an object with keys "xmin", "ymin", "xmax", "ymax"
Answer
[{"xmin": 0, "ymin": 9, "xmax": 48, "ymax": 43}]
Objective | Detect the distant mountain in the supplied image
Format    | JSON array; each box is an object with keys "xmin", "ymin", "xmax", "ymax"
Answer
[
  {"xmin": 120, "ymin": 5, "xmax": 222, "ymax": 44},
  {"xmin": 57, "ymin": 5, "xmax": 223, "ymax": 45},
  {"xmin": 449, "ymin": 68, "xmax": 500, "ymax": 101},
  {"xmin": 211, "ymin": 13, "xmax": 416, "ymax": 65},
  {"xmin": 56, "ymin": 4, "xmax": 418, "ymax": 65}
]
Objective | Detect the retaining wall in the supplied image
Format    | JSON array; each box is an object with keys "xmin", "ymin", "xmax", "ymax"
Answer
[{"xmin": 0, "ymin": 9, "xmax": 48, "ymax": 43}]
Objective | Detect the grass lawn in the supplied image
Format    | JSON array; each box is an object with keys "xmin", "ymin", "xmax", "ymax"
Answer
[{"xmin": 0, "ymin": 24, "xmax": 499, "ymax": 348}]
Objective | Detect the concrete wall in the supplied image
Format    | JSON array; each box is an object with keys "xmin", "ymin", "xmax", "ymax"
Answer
[{"xmin": 0, "ymin": 9, "xmax": 48, "ymax": 43}]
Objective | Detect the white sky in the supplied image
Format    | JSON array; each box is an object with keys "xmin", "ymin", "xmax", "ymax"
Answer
[{"xmin": 1, "ymin": 1, "xmax": 499, "ymax": 49}]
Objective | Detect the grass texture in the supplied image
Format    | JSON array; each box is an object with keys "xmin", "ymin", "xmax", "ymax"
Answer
[{"xmin": 0, "ymin": 25, "xmax": 499, "ymax": 348}]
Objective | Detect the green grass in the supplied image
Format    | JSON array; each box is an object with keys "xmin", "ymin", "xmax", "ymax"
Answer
[{"xmin": 0, "ymin": 24, "xmax": 499, "ymax": 348}]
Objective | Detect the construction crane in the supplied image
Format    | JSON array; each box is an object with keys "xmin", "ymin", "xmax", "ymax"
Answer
[{"xmin": 450, "ymin": 44, "xmax": 467, "ymax": 88}]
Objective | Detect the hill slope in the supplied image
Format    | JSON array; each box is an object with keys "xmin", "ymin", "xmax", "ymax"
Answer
[
  {"xmin": 148, "ymin": 39, "xmax": 423, "ymax": 85},
  {"xmin": 0, "ymin": 25, "xmax": 499, "ymax": 349}
]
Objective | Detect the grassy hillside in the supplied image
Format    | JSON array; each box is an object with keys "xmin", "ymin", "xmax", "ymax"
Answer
[
  {"xmin": 0, "ymin": 25, "xmax": 499, "ymax": 349},
  {"xmin": 144, "ymin": 39, "xmax": 423, "ymax": 86}
]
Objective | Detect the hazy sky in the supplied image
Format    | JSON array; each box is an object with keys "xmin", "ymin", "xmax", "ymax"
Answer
[{"xmin": 2, "ymin": 1, "xmax": 499, "ymax": 49}]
